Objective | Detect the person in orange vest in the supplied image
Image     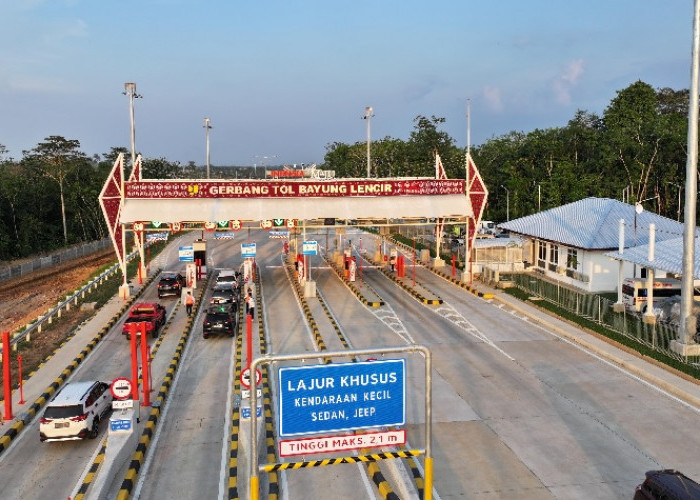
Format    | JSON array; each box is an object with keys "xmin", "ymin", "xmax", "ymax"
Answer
[{"xmin": 185, "ymin": 290, "xmax": 195, "ymax": 316}]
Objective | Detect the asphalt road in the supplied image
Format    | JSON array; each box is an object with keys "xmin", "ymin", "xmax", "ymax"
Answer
[{"xmin": 2, "ymin": 229, "xmax": 700, "ymax": 499}]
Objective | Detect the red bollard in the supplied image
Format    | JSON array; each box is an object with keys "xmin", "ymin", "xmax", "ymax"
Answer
[
  {"xmin": 246, "ymin": 314, "xmax": 253, "ymax": 371},
  {"xmin": 129, "ymin": 323, "xmax": 139, "ymax": 401},
  {"xmin": 17, "ymin": 354, "xmax": 24, "ymax": 404},
  {"xmin": 3, "ymin": 331, "xmax": 12, "ymax": 420},
  {"xmin": 140, "ymin": 323, "xmax": 150, "ymax": 407},
  {"xmin": 452, "ymin": 254, "xmax": 456, "ymax": 277}
]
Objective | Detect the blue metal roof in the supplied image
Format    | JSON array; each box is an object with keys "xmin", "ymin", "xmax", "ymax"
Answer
[
  {"xmin": 498, "ymin": 197, "xmax": 684, "ymax": 250},
  {"xmin": 605, "ymin": 237, "xmax": 700, "ymax": 279}
]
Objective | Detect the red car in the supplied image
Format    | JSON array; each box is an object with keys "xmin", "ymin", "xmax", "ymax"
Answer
[{"xmin": 122, "ymin": 302, "xmax": 166, "ymax": 340}]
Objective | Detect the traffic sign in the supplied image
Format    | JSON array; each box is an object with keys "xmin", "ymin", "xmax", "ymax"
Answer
[
  {"xmin": 170, "ymin": 222, "xmax": 182, "ymax": 233},
  {"xmin": 241, "ymin": 242, "xmax": 257, "ymax": 258},
  {"xmin": 204, "ymin": 221, "xmax": 217, "ymax": 231},
  {"xmin": 279, "ymin": 429, "xmax": 405, "ymax": 457},
  {"xmin": 302, "ymin": 240, "xmax": 318, "ymax": 255},
  {"xmin": 240, "ymin": 367, "xmax": 262, "ymax": 389},
  {"xmin": 260, "ymin": 220, "xmax": 273, "ymax": 230},
  {"xmin": 241, "ymin": 405, "xmax": 262, "ymax": 419},
  {"xmin": 179, "ymin": 245, "xmax": 194, "ymax": 261},
  {"xmin": 278, "ymin": 359, "xmax": 405, "ymax": 436},
  {"xmin": 111, "ymin": 377, "xmax": 133, "ymax": 400}
]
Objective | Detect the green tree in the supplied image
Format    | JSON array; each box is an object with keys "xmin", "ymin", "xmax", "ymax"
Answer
[{"xmin": 23, "ymin": 136, "xmax": 87, "ymax": 246}]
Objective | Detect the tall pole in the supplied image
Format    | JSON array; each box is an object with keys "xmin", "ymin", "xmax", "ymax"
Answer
[
  {"xmin": 501, "ymin": 185, "xmax": 510, "ymax": 221},
  {"xmin": 204, "ymin": 118, "xmax": 212, "ymax": 179},
  {"xmin": 465, "ymin": 99, "xmax": 471, "ymax": 276},
  {"xmin": 364, "ymin": 106, "xmax": 373, "ymax": 177},
  {"xmin": 123, "ymin": 83, "xmax": 141, "ymax": 169},
  {"xmin": 679, "ymin": 0, "xmax": 700, "ymax": 347}
]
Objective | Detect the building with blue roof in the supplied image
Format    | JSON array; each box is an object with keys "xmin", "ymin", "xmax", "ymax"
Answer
[{"xmin": 498, "ymin": 197, "xmax": 685, "ymax": 293}]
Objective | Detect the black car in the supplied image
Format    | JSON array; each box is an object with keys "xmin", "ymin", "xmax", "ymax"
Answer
[
  {"xmin": 203, "ymin": 304, "xmax": 238, "ymax": 338},
  {"xmin": 158, "ymin": 272, "xmax": 186, "ymax": 298},
  {"xmin": 210, "ymin": 284, "xmax": 236, "ymax": 305},
  {"xmin": 634, "ymin": 469, "xmax": 700, "ymax": 499}
]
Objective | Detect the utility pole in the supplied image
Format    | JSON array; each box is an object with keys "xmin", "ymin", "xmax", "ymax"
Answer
[
  {"xmin": 204, "ymin": 118, "xmax": 212, "ymax": 179},
  {"xmin": 363, "ymin": 106, "xmax": 374, "ymax": 177}
]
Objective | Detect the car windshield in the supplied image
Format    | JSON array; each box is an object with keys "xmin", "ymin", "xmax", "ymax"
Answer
[{"xmin": 43, "ymin": 405, "xmax": 83, "ymax": 419}]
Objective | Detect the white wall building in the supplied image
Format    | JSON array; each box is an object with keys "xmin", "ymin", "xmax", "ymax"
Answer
[{"xmin": 498, "ymin": 197, "xmax": 685, "ymax": 293}]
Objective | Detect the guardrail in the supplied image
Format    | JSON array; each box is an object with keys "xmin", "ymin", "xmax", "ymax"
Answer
[
  {"xmin": 1, "ymin": 249, "xmax": 140, "ymax": 354},
  {"xmin": 0, "ymin": 238, "xmax": 112, "ymax": 283}
]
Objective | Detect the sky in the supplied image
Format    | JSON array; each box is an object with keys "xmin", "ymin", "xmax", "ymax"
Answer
[{"xmin": 0, "ymin": 0, "xmax": 695, "ymax": 167}]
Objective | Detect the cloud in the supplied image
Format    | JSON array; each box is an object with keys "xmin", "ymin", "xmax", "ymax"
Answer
[
  {"xmin": 552, "ymin": 58, "xmax": 584, "ymax": 105},
  {"xmin": 482, "ymin": 85, "xmax": 504, "ymax": 112}
]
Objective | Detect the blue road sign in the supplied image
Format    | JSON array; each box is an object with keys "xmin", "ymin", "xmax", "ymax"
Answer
[
  {"xmin": 110, "ymin": 418, "xmax": 132, "ymax": 432},
  {"xmin": 241, "ymin": 405, "xmax": 262, "ymax": 419},
  {"xmin": 179, "ymin": 245, "xmax": 194, "ymax": 262},
  {"xmin": 302, "ymin": 240, "xmax": 318, "ymax": 255},
  {"xmin": 279, "ymin": 359, "xmax": 405, "ymax": 436},
  {"xmin": 241, "ymin": 242, "xmax": 257, "ymax": 258}
]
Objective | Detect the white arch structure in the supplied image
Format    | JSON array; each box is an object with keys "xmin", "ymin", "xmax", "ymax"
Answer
[{"xmin": 99, "ymin": 154, "xmax": 488, "ymax": 283}]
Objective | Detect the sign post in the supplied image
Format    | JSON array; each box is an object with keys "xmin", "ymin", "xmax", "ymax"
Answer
[
  {"xmin": 248, "ymin": 345, "xmax": 432, "ymax": 500},
  {"xmin": 279, "ymin": 359, "xmax": 405, "ymax": 436}
]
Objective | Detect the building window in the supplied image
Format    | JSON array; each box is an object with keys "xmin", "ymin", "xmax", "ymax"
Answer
[
  {"xmin": 538, "ymin": 241, "xmax": 547, "ymax": 268},
  {"xmin": 550, "ymin": 244, "xmax": 559, "ymax": 265},
  {"xmin": 566, "ymin": 248, "xmax": 579, "ymax": 269}
]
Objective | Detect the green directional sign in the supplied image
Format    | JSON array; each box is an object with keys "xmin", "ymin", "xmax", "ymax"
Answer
[
  {"xmin": 151, "ymin": 221, "xmax": 162, "ymax": 228},
  {"xmin": 218, "ymin": 220, "xmax": 229, "ymax": 228},
  {"xmin": 273, "ymin": 218, "xmax": 285, "ymax": 227}
]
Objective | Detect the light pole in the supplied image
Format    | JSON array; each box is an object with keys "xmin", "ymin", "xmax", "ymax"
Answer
[
  {"xmin": 122, "ymin": 83, "xmax": 142, "ymax": 168},
  {"xmin": 666, "ymin": 181, "xmax": 682, "ymax": 221},
  {"xmin": 501, "ymin": 185, "xmax": 510, "ymax": 221},
  {"xmin": 362, "ymin": 106, "xmax": 374, "ymax": 177},
  {"xmin": 203, "ymin": 118, "xmax": 212, "ymax": 179}
]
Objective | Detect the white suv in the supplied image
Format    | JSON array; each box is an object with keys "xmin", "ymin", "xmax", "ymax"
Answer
[{"xmin": 39, "ymin": 380, "xmax": 112, "ymax": 442}]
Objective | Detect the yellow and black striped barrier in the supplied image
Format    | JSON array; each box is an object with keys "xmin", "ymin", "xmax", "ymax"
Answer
[{"xmin": 261, "ymin": 449, "xmax": 423, "ymax": 472}]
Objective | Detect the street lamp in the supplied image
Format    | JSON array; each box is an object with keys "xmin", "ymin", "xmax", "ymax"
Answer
[
  {"xmin": 203, "ymin": 118, "xmax": 212, "ymax": 179},
  {"xmin": 501, "ymin": 185, "xmax": 510, "ymax": 221},
  {"xmin": 122, "ymin": 83, "xmax": 142, "ymax": 168},
  {"xmin": 362, "ymin": 106, "xmax": 374, "ymax": 177},
  {"xmin": 666, "ymin": 181, "xmax": 682, "ymax": 222}
]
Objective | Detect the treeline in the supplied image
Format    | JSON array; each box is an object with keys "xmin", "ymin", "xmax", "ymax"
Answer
[
  {"xmin": 0, "ymin": 141, "xmax": 190, "ymax": 261},
  {"xmin": 0, "ymin": 80, "xmax": 691, "ymax": 260},
  {"xmin": 322, "ymin": 80, "xmax": 691, "ymax": 223}
]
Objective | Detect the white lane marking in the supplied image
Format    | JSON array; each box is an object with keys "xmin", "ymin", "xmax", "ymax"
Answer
[
  {"xmin": 430, "ymin": 301, "xmax": 515, "ymax": 361},
  {"xmin": 370, "ymin": 301, "xmax": 416, "ymax": 345}
]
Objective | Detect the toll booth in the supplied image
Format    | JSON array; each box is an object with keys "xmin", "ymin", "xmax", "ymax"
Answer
[{"xmin": 193, "ymin": 239, "xmax": 207, "ymax": 276}]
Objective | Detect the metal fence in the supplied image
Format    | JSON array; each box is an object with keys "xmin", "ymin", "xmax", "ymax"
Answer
[
  {"xmin": 0, "ymin": 238, "xmax": 112, "ymax": 284},
  {"xmin": 506, "ymin": 272, "xmax": 688, "ymax": 362}
]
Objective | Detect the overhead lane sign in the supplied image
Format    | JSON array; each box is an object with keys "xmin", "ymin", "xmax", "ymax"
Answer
[{"xmin": 278, "ymin": 359, "xmax": 405, "ymax": 436}]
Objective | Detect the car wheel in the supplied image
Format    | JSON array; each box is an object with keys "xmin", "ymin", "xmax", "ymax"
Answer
[
  {"xmin": 203, "ymin": 334, "xmax": 209, "ymax": 339},
  {"xmin": 125, "ymin": 334, "xmax": 131, "ymax": 341},
  {"xmin": 89, "ymin": 418, "xmax": 99, "ymax": 439}
]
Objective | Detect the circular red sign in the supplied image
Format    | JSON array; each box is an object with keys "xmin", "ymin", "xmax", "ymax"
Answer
[
  {"xmin": 111, "ymin": 377, "xmax": 133, "ymax": 400},
  {"xmin": 240, "ymin": 368, "xmax": 262, "ymax": 389}
]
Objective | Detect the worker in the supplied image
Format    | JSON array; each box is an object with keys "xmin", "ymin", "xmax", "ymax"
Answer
[{"xmin": 185, "ymin": 290, "xmax": 195, "ymax": 316}]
